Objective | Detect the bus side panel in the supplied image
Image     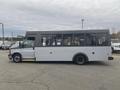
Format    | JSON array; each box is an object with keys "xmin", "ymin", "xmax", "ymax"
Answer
[
  {"xmin": 35, "ymin": 47, "xmax": 74, "ymax": 61},
  {"xmin": 92, "ymin": 47, "xmax": 112, "ymax": 61},
  {"xmin": 35, "ymin": 47, "xmax": 111, "ymax": 61}
]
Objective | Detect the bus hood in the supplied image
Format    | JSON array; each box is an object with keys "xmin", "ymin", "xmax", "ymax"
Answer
[{"xmin": 10, "ymin": 41, "xmax": 19, "ymax": 49}]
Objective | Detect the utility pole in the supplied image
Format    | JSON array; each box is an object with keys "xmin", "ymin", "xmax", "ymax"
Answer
[
  {"xmin": 81, "ymin": 19, "xmax": 84, "ymax": 29},
  {"xmin": 11, "ymin": 32, "xmax": 13, "ymax": 42},
  {"xmin": 0, "ymin": 23, "xmax": 4, "ymax": 44}
]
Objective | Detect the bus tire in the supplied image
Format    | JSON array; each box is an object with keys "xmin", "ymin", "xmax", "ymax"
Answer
[
  {"xmin": 73, "ymin": 54, "xmax": 87, "ymax": 65},
  {"xmin": 13, "ymin": 53, "xmax": 22, "ymax": 63}
]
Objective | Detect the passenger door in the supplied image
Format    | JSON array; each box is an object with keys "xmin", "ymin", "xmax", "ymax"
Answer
[{"xmin": 20, "ymin": 40, "xmax": 35, "ymax": 59}]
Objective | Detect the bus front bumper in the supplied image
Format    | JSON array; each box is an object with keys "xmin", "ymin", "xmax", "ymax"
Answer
[{"xmin": 108, "ymin": 57, "xmax": 113, "ymax": 60}]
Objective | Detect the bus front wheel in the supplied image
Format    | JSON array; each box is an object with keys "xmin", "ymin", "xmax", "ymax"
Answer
[
  {"xmin": 13, "ymin": 54, "xmax": 22, "ymax": 63},
  {"xmin": 73, "ymin": 54, "xmax": 87, "ymax": 65}
]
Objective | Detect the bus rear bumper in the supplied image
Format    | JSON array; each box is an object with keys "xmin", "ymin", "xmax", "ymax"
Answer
[{"xmin": 108, "ymin": 57, "xmax": 113, "ymax": 60}]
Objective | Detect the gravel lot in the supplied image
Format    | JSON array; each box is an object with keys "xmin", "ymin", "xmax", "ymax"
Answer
[{"xmin": 0, "ymin": 51, "xmax": 120, "ymax": 90}]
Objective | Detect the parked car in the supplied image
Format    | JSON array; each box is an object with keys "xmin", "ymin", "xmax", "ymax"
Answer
[
  {"xmin": 1, "ymin": 41, "xmax": 12, "ymax": 50},
  {"xmin": 111, "ymin": 39, "xmax": 120, "ymax": 53},
  {"xmin": 111, "ymin": 42, "xmax": 120, "ymax": 53},
  {"xmin": 10, "ymin": 41, "xmax": 20, "ymax": 49}
]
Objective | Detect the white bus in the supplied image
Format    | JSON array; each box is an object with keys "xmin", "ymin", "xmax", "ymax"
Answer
[{"xmin": 8, "ymin": 29, "xmax": 113, "ymax": 64}]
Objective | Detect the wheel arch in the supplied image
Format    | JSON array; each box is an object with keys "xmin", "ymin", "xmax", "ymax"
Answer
[
  {"xmin": 72, "ymin": 52, "xmax": 89, "ymax": 62},
  {"xmin": 12, "ymin": 52, "xmax": 22, "ymax": 59}
]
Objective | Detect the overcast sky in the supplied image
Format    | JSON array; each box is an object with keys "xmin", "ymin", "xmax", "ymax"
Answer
[{"xmin": 0, "ymin": 0, "xmax": 120, "ymax": 36}]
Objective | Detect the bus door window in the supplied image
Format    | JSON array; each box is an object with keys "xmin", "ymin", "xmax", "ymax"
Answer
[{"xmin": 22, "ymin": 40, "xmax": 34, "ymax": 48}]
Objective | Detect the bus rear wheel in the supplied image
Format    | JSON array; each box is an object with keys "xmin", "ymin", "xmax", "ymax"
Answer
[
  {"xmin": 73, "ymin": 54, "xmax": 87, "ymax": 65},
  {"xmin": 13, "ymin": 54, "xmax": 22, "ymax": 63}
]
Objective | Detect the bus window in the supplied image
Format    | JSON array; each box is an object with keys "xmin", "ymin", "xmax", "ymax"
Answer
[
  {"xmin": 41, "ymin": 35, "xmax": 52, "ymax": 46},
  {"xmin": 96, "ymin": 34, "xmax": 109, "ymax": 46},
  {"xmin": 63, "ymin": 34, "xmax": 72, "ymax": 46},
  {"xmin": 73, "ymin": 33, "xmax": 85, "ymax": 46},
  {"xmin": 86, "ymin": 33, "xmax": 109, "ymax": 46},
  {"xmin": 85, "ymin": 33, "xmax": 96, "ymax": 46},
  {"xmin": 53, "ymin": 34, "xmax": 62, "ymax": 46},
  {"xmin": 41, "ymin": 34, "xmax": 62, "ymax": 47},
  {"xmin": 41, "ymin": 37, "xmax": 47, "ymax": 46}
]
